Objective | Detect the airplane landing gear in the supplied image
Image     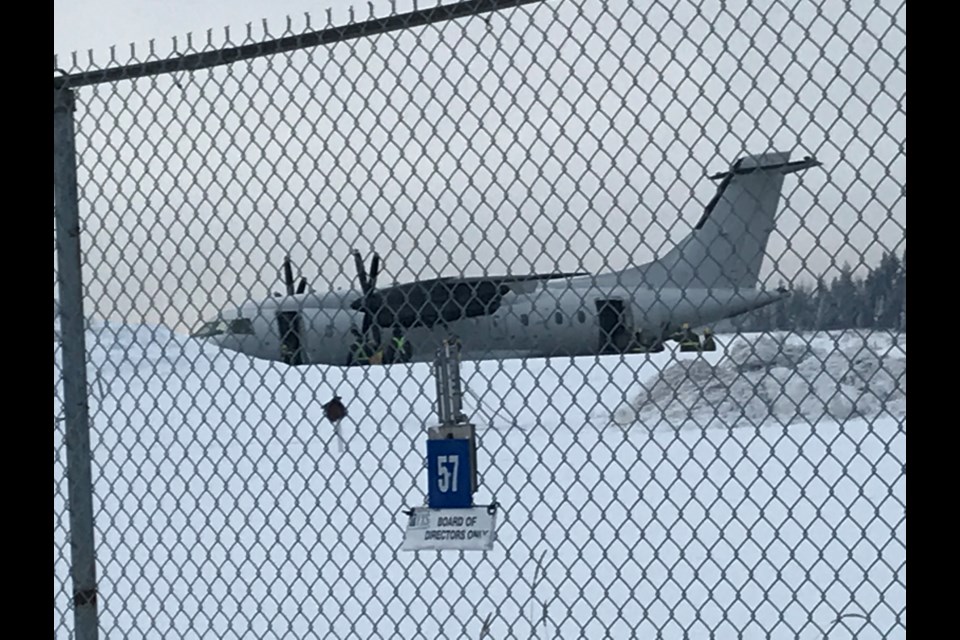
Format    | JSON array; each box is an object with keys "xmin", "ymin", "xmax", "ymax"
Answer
[{"xmin": 630, "ymin": 329, "xmax": 666, "ymax": 353}]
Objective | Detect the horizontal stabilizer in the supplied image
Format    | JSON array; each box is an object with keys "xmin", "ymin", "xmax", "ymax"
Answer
[{"xmin": 707, "ymin": 155, "xmax": 822, "ymax": 181}]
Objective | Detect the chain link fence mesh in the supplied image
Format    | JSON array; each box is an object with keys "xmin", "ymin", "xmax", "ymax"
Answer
[{"xmin": 55, "ymin": 0, "xmax": 905, "ymax": 637}]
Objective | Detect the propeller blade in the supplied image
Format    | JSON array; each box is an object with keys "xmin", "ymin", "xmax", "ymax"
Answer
[
  {"xmin": 352, "ymin": 249, "xmax": 369, "ymax": 293},
  {"xmin": 296, "ymin": 277, "xmax": 307, "ymax": 295},
  {"xmin": 369, "ymin": 253, "xmax": 381, "ymax": 290},
  {"xmin": 361, "ymin": 310, "xmax": 373, "ymax": 336},
  {"xmin": 283, "ymin": 256, "xmax": 295, "ymax": 296}
]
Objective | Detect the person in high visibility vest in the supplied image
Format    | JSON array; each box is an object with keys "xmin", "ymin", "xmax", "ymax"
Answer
[
  {"xmin": 385, "ymin": 326, "xmax": 413, "ymax": 364},
  {"xmin": 676, "ymin": 323, "xmax": 701, "ymax": 352},
  {"xmin": 630, "ymin": 328, "xmax": 665, "ymax": 353},
  {"xmin": 347, "ymin": 327, "xmax": 373, "ymax": 366},
  {"xmin": 701, "ymin": 327, "xmax": 717, "ymax": 352}
]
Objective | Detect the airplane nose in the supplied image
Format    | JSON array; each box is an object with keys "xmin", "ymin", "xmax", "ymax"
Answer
[{"xmin": 191, "ymin": 318, "xmax": 225, "ymax": 339}]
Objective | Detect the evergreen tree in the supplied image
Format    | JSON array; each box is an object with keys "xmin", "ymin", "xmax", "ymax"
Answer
[
  {"xmin": 753, "ymin": 304, "xmax": 774, "ymax": 332},
  {"xmin": 815, "ymin": 275, "xmax": 837, "ymax": 330},
  {"xmin": 789, "ymin": 283, "xmax": 815, "ymax": 330},
  {"xmin": 897, "ymin": 249, "xmax": 906, "ymax": 331},
  {"xmin": 857, "ymin": 269, "xmax": 878, "ymax": 329},
  {"xmin": 881, "ymin": 251, "xmax": 905, "ymax": 330},
  {"xmin": 693, "ymin": 250, "xmax": 906, "ymax": 334},
  {"xmin": 782, "ymin": 286, "xmax": 799, "ymax": 331},
  {"xmin": 774, "ymin": 279, "xmax": 791, "ymax": 330},
  {"xmin": 831, "ymin": 263, "xmax": 859, "ymax": 329}
]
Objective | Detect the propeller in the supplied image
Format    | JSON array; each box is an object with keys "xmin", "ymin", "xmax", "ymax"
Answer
[
  {"xmin": 279, "ymin": 256, "xmax": 308, "ymax": 296},
  {"xmin": 351, "ymin": 249, "xmax": 384, "ymax": 336},
  {"xmin": 273, "ymin": 255, "xmax": 310, "ymax": 366}
]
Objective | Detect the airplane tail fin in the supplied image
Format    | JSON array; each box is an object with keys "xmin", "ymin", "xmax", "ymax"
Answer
[{"xmin": 627, "ymin": 151, "xmax": 821, "ymax": 289}]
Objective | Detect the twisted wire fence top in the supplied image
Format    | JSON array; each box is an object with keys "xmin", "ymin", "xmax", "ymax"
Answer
[{"xmin": 54, "ymin": 0, "xmax": 905, "ymax": 638}]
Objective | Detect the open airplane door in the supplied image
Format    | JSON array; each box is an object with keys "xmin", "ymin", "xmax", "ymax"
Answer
[
  {"xmin": 276, "ymin": 311, "xmax": 306, "ymax": 365},
  {"xmin": 595, "ymin": 298, "xmax": 633, "ymax": 354}
]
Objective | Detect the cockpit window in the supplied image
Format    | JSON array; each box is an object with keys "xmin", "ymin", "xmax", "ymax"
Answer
[
  {"xmin": 193, "ymin": 320, "xmax": 227, "ymax": 337},
  {"xmin": 228, "ymin": 318, "xmax": 254, "ymax": 335},
  {"xmin": 193, "ymin": 317, "xmax": 255, "ymax": 337}
]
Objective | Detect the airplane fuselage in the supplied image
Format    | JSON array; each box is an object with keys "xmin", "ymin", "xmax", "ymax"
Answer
[{"xmin": 204, "ymin": 281, "xmax": 785, "ymax": 366}]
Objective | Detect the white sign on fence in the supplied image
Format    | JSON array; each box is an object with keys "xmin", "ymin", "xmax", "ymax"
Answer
[{"xmin": 401, "ymin": 506, "xmax": 497, "ymax": 551}]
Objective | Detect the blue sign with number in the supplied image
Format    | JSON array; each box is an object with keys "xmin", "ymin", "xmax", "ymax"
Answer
[{"xmin": 427, "ymin": 438, "xmax": 473, "ymax": 509}]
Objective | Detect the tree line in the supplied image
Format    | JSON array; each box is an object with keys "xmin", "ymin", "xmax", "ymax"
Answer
[{"xmin": 725, "ymin": 250, "xmax": 906, "ymax": 333}]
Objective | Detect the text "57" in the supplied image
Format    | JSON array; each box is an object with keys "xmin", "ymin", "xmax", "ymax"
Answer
[{"xmin": 437, "ymin": 455, "xmax": 460, "ymax": 493}]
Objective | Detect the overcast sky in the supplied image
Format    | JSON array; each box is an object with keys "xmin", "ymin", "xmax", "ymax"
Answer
[{"xmin": 54, "ymin": 0, "xmax": 905, "ymax": 332}]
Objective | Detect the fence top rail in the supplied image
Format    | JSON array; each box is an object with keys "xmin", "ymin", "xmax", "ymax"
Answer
[{"xmin": 53, "ymin": 0, "xmax": 546, "ymax": 90}]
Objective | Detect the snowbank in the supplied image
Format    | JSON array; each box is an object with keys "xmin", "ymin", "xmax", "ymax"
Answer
[{"xmin": 614, "ymin": 330, "xmax": 906, "ymax": 429}]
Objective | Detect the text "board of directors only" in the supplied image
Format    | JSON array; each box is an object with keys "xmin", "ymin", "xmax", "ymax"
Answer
[{"xmin": 401, "ymin": 506, "xmax": 497, "ymax": 551}]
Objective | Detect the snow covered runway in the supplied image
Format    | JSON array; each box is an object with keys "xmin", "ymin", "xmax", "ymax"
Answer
[{"xmin": 55, "ymin": 325, "xmax": 905, "ymax": 639}]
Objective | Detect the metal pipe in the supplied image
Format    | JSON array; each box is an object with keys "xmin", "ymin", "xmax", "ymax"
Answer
[{"xmin": 54, "ymin": 85, "xmax": 100, "ymax": 640}]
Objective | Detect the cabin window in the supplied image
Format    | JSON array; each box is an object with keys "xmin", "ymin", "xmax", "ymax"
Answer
[
  {"xmin": 521, "ymin": 314, "xmax": 529, "ymax": 326},
  {"xmin": 555, "ymin": 312, "xmax": 563, "ymax": 325},
  {"xmin": 578, "ymin": 310, "xmax": 586, "ymax": 324}
]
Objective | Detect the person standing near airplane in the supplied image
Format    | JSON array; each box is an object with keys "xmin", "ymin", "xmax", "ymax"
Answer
[
  {"xmin": 385, "ymin": 326, "xmax": 413, "ymax": 364},
  {"xmin": 347, "ymin": 326, "xmax": 371, "ymax": 366}
]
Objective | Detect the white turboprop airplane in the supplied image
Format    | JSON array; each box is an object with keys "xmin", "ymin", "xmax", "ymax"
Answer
[{"xmin": 191, "ymin": 150, "xmax": 821, "ymax": 366}]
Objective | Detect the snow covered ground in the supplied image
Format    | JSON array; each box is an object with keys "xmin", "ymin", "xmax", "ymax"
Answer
[{"xmin": 55, "ymin": 324, "xmax": 905, "ymax": 639}]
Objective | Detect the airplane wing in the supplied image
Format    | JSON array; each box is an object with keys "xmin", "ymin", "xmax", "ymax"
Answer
[
  {"xmin": 449, "ymin": 271, "xmax": 588, "ymax": 287},
  {"xmin": 348, "ymin": 271, "xmax": 588, "ymax": 328}
]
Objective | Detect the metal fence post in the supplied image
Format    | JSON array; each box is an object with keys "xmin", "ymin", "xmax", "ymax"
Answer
[{"xmin": 54, "ymin": 84, "xmax": 99, "ymax": 640}]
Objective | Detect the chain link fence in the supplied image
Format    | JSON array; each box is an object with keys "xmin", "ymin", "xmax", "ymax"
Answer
[{"xmin": 55, "ymin": 0, "xmax": 905, "ymax": 638}]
